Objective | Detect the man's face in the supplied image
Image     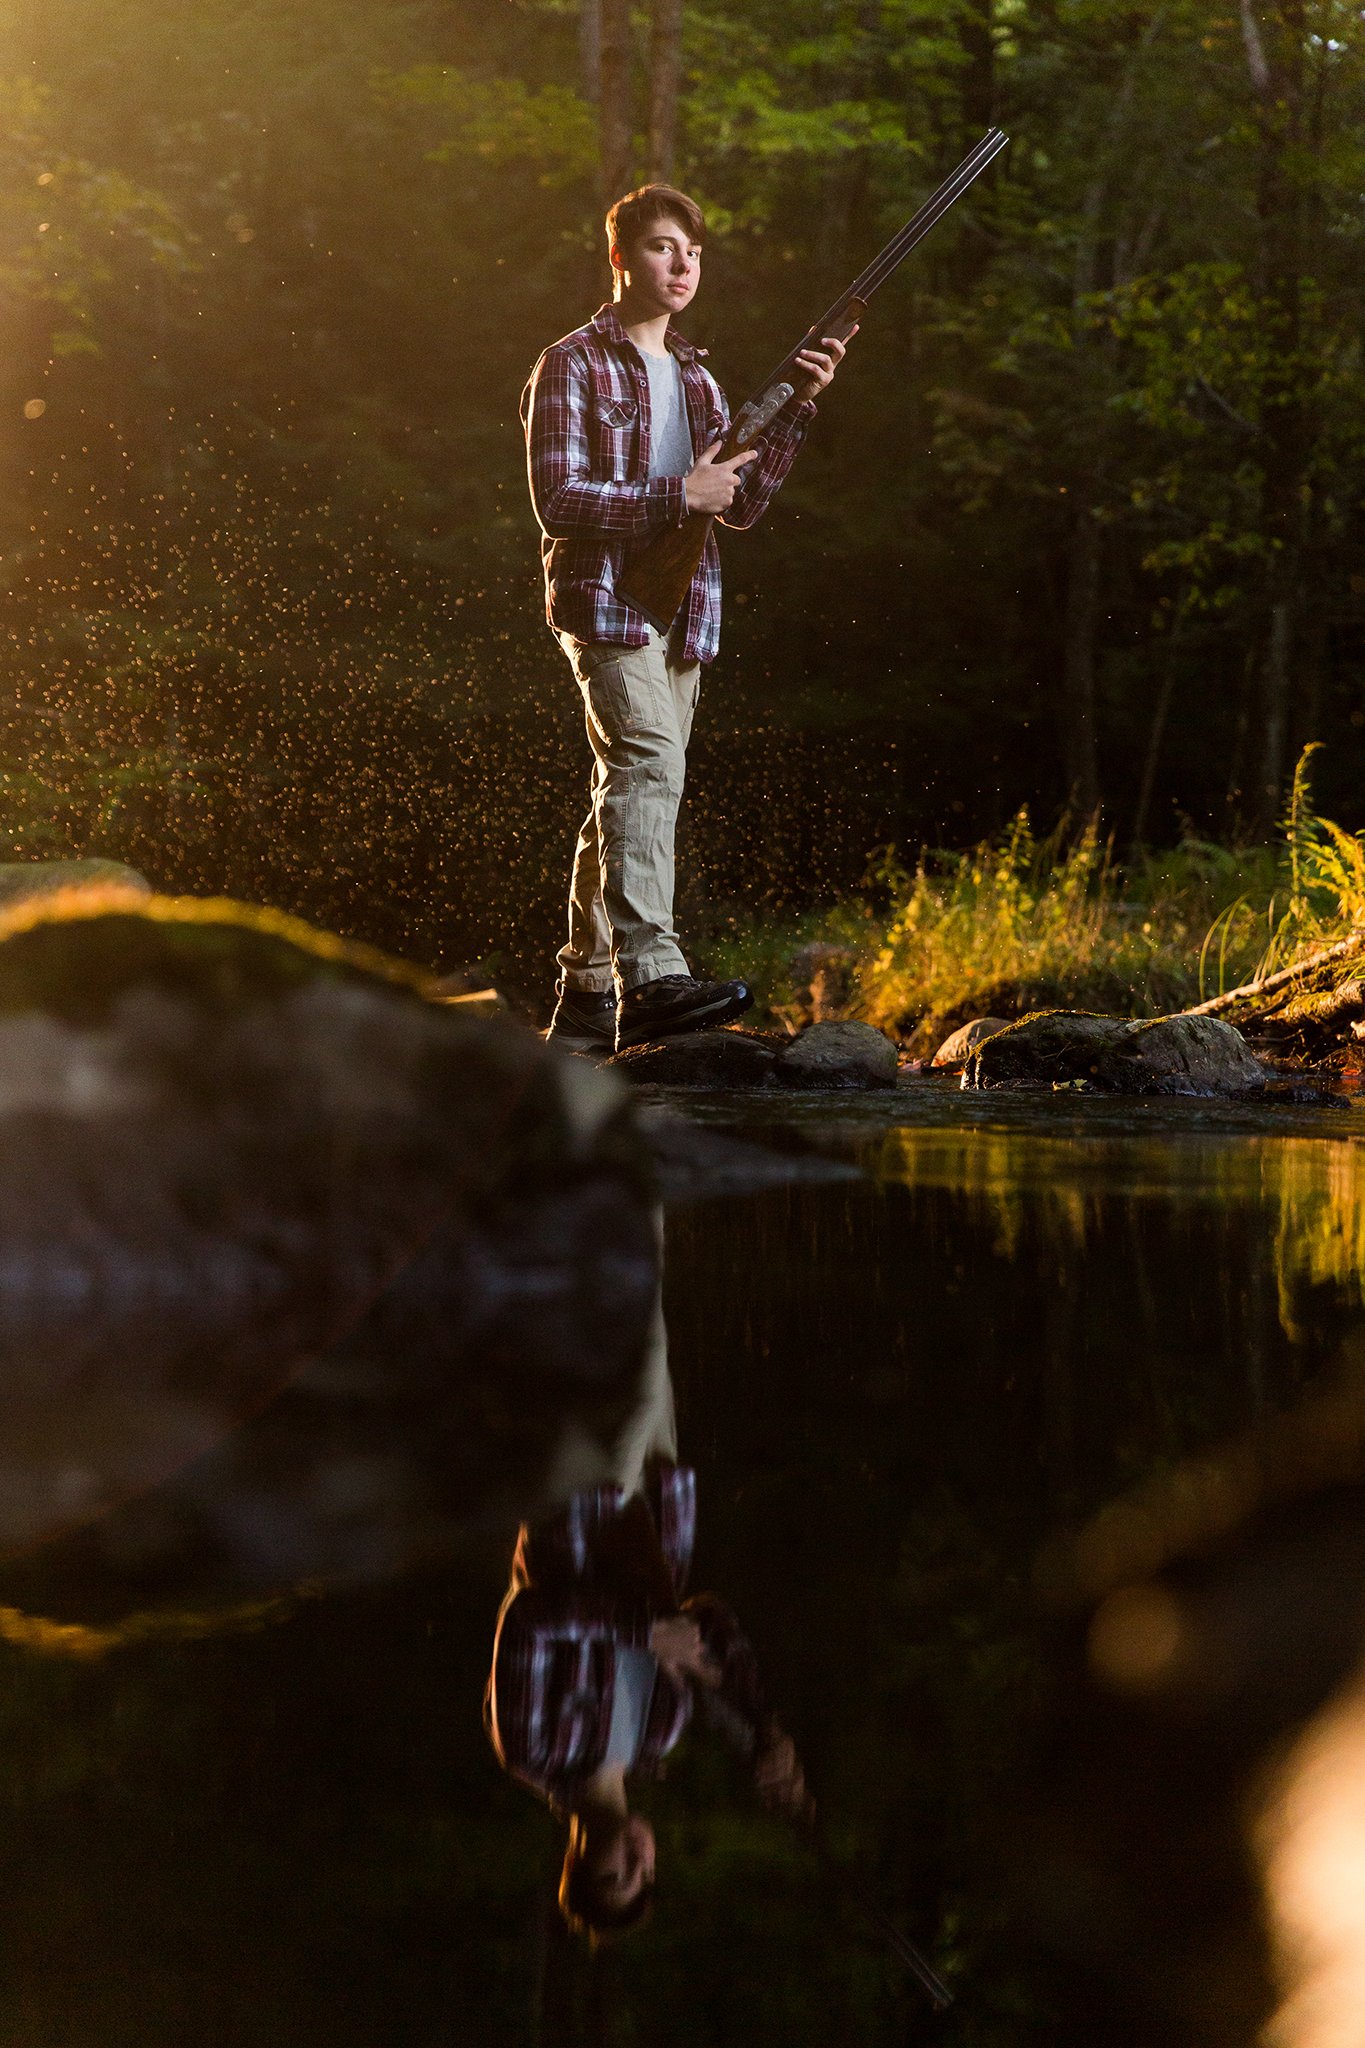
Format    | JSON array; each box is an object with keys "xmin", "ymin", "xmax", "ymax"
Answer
[
  {"xmin": 614, "ymin": 216, "xmax": 701, "ymax": 318},
  {"xmin": 588, "ymin": 1811, "xmax": 656, "ymax": 1911}
]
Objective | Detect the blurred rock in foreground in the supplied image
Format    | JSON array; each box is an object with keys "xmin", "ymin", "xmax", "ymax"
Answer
[{"xmin": 0, "ymin": 886, "xmax": 658, "ymax": 1610}]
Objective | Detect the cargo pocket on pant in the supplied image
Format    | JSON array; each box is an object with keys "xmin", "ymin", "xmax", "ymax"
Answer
[{"xmin": 580, "ymin": 652, "xmax": 642, "ymax": 745}]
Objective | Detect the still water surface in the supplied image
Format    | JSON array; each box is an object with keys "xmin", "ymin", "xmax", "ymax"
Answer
[{"xmin": 6, "ymin": 1082, "xmax": 1365, "ymax": 2046}]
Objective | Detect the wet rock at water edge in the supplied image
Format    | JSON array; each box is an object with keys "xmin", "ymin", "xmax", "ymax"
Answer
[
  {"xmin": 775, "ymin": 1019, "xmax": 899, "ymax": 1090},
  {"xmin": 966, "ymin": 1011, "xmax": 1266, "ymax": 1097},
  {"xmin": 608, "ymin": 1030, "xmax": 780, "ymax": 1087},
  {"xmin": 931, "ymin": 1017, "xmax": 1011, "ymax": 1070}
]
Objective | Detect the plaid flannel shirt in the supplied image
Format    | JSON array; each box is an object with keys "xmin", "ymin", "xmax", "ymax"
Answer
[
  {"xmin": 521, "ymin": 304, "xmax": 816, "ymax": 665},
  {"xmin": 487, "ymin": 1465, "xmax": 699, "ymax": 1813}
]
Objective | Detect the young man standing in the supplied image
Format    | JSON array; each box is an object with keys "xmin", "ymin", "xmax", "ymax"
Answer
[{"xmin": 522, "ymin": 185, "xmax": 851, "ymax": 1050}]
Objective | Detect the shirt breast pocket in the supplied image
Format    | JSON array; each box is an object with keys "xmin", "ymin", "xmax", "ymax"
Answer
[
  {"xmin": 596, "ymin": 395, "xmax": 637, "ymax": 431},
  {"xmin": 591, "ymin": 391, "xmax": 638, "ymax": 477}
]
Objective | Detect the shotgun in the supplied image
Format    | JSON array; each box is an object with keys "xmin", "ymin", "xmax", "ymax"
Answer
[
  {"xmin": 616, "ymin": 126, "xmax": 1010, "ymax": 634},
  {"xmin": 699, "ymin": 1684, "xmax": 955, "ymax": 2014}
]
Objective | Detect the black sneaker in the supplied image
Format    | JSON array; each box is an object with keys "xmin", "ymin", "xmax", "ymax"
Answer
[
  {"xmin": 616, "ymin": 973, "xmax": 753, "ymax": 1051},
  {"xmin": 546, "ymin": 981, "xmax": 617, "ymax": 1047}
]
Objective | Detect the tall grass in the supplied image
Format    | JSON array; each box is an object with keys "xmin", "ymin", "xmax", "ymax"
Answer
[
  {"xmin": 698, "ymin": 750, "xmax": 1365, "ymax": 1051},
  {"xmin": 856, "ymin": 817, "xmax": 1273, "ymax": 1045}
]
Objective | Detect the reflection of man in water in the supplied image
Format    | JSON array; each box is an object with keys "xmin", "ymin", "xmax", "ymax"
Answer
[{"xmin": 486, "ymin": 1460, "xmax": 809, "ymax": 1936}]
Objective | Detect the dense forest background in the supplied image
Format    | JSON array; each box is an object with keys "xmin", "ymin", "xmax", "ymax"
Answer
[{"xmin": 3, "ymin": 0, "xmax": 1364, "ymax": 992}]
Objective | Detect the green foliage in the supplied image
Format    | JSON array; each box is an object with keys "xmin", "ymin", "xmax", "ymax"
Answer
[
  {"xmin": 6, "ymin": 0, "xmax": 1365, "ymax": 985},
  {"xmin": 381, "ymin": 65, "xmax": 596, "ymax": 181},
  {"xmin": 1249, "ymin": 742, "xmax": 1365, "ymax": 975},
  {"xmin": 705, "ymin": 812, "xmax": 1330, "ymax": 1046},
  {"xmin": 854, "ymin": 816, "xmax": 1276, "ymax": 1042}
]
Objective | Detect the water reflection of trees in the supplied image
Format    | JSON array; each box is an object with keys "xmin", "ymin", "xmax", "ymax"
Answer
[
  {"xmin": 2, "ymin": 1119, "xmax": 1364, "ymax": 2044},
  {"xmin": 643, "ymin": 1128, "xmax": 1365, "ymax": 2046},
  {"xmin": 875, "ymin": 1122, "xmax": 1365, "ymax": 1358}
]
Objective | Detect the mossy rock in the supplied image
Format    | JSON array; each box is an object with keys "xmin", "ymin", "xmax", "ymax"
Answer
[
  {"xmin": 0, "ymin": 890, "xmax": 658, "ymax": 1587},
  {"xmin": 967, "ymin": 1010, "xmax": 1265, "ymax": 1097}
]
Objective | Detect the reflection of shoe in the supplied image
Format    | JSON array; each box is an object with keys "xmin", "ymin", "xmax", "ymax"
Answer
[
  {"xmin": 546, "ymin": 982, "xmax": 617, "ymax": 1046},
  {"xmin": 616, "ymin": 974, "xmax": 753, "ymax": 1051}
]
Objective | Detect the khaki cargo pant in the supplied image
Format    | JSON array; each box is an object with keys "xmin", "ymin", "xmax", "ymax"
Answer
[{"xmin": 556, "ymin": 627, "xmax": 700, "ymax": 995}]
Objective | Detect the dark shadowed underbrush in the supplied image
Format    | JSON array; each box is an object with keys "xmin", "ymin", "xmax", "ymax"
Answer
[{"xmin": 699, "ymin": 764, "xmax": 1365, "ymax": 1055}]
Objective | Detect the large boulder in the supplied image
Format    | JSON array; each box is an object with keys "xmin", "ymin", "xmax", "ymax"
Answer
[
  {"xmin": 775, "ymin": 1019, "xmax": 898, "ymax": 1090},
  {"xmin": 966, "ymin": 1011, "xmax": 1265, "ymax": 1097},
  {"xmin": 608, "ymin": 1029, "xmax": 779, "ymax": 1088},
  {"xmin": 0, "ymin": 889, "xmax": 660, "ymax": 1590}
]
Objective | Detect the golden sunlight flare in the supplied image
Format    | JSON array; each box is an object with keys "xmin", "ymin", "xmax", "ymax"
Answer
[{"xmin": 1256, "ymin": 1662, "xmax": 1365, "ymax": 2048}]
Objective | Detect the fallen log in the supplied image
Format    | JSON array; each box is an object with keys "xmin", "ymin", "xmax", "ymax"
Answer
[
  {"xmin": 1254, "ymin": 979, "xmax": 1365, "ymax": 1043},
  {"xmin": 1182, "ymin": 929, "xmax": 1365, "ymax": 1022}
]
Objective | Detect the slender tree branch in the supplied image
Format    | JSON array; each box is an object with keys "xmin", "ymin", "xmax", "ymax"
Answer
[{"xmin": 1240, "ymin": 0, "xmax": 1272, "ymax": 94}]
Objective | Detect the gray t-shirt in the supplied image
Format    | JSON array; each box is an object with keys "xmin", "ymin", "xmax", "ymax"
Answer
[
  {"xmin": 642, "ymin": 349, "xmax": 694, "ymax": 482},
  {"xmin": 602, "ymin": 1646, "xmax": 659, "ymax": 1770}
]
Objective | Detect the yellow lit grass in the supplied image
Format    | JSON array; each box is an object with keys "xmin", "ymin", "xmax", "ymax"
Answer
[
  {"xmin": 857, "ymin": 815, "xmax": 1275, "ymax": 1051},
  {"xmin": 708, "ymin": 755, "xmax": 1365, "ymax": 1054}
]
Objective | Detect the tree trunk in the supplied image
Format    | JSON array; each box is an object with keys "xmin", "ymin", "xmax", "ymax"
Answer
[
  {"xmin": 1061, "ymin": 505, "xmax": 1102, "ymax": 820},
  {"xmin": 1054, "ymin": 15, "xmax": 1162, "ymax": 826},
  {"xmin": 1244, "ymin": 0, "xmax": 1308, "ymax": 834},
  {"xmin": 598, "ymin": 0, "xmax": 633, "ymax": 202},
  {"xmin": 579, "ymin": 0, "xmax": 600, "ymax": 106},
  {"xmin": 647, "ymin": 0, "xmax": 683, "ymax": 182},
  {"xmin": 1131, "ymin": 614, "xmax": 1183, "ymax": 846}
]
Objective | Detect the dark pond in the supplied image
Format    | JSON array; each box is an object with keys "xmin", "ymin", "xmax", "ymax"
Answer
[{"xmin": 5, "ymin": 1078, "xmax": 1365, "ymax": 2047}]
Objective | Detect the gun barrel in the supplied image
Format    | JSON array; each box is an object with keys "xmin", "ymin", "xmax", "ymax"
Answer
[
  {"xmin": 748, "ymin": 126, "xmax": 1009, "ymax": 404},
  {"xmin": 614, "ymin": 127, "xmax": 1009, "ymax": 632}
]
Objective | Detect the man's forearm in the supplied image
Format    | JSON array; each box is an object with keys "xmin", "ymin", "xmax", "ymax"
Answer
[{"xmin": 533, "ymin": 468, "xmax": 686, "ymax": 543}]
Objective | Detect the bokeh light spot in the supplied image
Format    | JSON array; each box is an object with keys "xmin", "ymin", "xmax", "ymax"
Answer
[{"xmin": 1088, "ymin": 1581, "xmax": 1186, "ymax": 1693}]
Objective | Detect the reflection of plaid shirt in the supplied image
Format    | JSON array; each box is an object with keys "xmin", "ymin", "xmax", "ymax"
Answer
[
  {"xmin": 521, "ymin": 303, "xmax": 816, "ymax": 664},
  {"xmin": 488, "ymin": 1466, "xmax": 698, "ymax": 1813}
]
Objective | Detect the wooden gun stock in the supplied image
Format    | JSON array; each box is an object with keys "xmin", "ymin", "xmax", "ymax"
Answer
[{"xmin": 614, "ymin": 128, "xmax": 1009, "ymax": 633}]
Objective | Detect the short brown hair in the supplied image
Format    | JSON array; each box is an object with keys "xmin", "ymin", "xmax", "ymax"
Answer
[
  {"xmin": 606, "ymin": 184, "xmax": 706, "ymax": 261},
  {"xmin": 558, "ymin": 1818, "xmax": 655, "ymax": 1941}
]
